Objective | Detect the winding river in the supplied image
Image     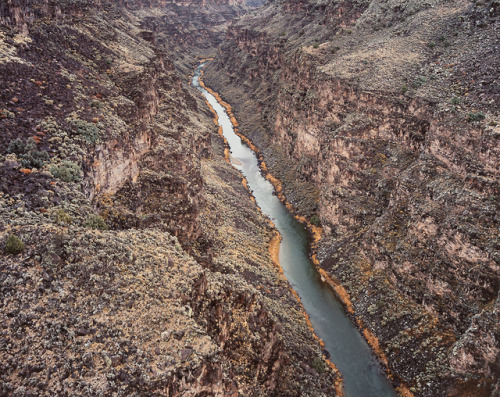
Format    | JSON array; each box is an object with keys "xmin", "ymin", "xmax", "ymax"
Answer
[{"xmin": 193, "ymin": 64, "xmax": 398, "ymax": 397}]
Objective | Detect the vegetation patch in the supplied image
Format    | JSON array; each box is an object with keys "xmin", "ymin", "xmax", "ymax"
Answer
[
  {"xmin": 53, "ymin": 208, "xmax": 73, "ymax": 225},
  {"xmin": 71, "ymin": 119, "xmax": 100, "ymax": 144},
  {"xmin": 7, "ymin": 138, "xmax": 50, "ymax": 168},
  {"xmin": 4, "ymin": 234, "xmax": 25, "ymax": 255},
  {"xmin": 468, "ymin": 112, "xmax": 486, "ymax": 122},
  {"xmin": 50, "ymin": 161, "xmax": 81, "ymax": 182},
  {"xmin": 84, "ymin": 214, "xmax": 108, "ymax": 230}
]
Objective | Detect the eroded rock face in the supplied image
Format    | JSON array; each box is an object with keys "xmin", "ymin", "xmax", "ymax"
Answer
[
  {"xmin": 0, "ymin": 1, "xmax": 340, "ymax": 396},
  {"xmin": 204, "ymin": 0, "xmax": 499, "ymax": 395}
]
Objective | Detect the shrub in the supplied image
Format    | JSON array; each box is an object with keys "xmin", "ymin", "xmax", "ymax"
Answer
[
  {"xmin": 72, "ymin": 119, "xmax": 100, "ymax": 144},
  {"xmin": 8, "ymin": 137, "xmax": 50, "ymax": 168},
  {"xmin": 401, "ymin": 85, "xmax": 408, "ymax": 94},
  {"xmin": 313, "ymin": 43, "xmax": 319, "ymax": 49},
  {"xmin": 21, "ymin": 149, "xmax": 50, "ymax": 168},
  {"xmin": 90, "ymin": 99, "xmax": 103, "ymax": 108},
  {"xmin": 7, "ymin": 138, "xmax": 25, "ymax": 155},
  {"xmin": 312, "ymin": 357, "xmax": 325, "ymax": 374},
  {"xmin": 53, "ymin": 208, "xmax": 72, "ymax": 225},
  {"xmin": 451, "ymin": 96, "xmax": 461, "ymax": 105},
  {"xmin": 5, "ymin": 234, "xmax": 25, "ymax": 255},
  {"xmin": 427, "ymin": 41, "xmax": 436, "ymax": 48},
  {"xmin": 310, "ymin": 214, "xmax": 320, "ymax": 226},
  {"xmin": 50, "ymin": 161, "xmax": 81, "ymax": 182},
  {"xmin": 84, "ymin": 214, "xmax": 108, "ymax": 230},
  {"xmin": 468, "ymin": 112, "xmax": 486, "ymax": 122},
  {"xmin": 330, "ymin": 46, "xmax": 340, "ymax": 54}
]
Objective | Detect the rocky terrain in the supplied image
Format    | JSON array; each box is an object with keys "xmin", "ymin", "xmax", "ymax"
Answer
[
  {"xmin": 204, "ymin": 0, "xmax": 499, "ymax": 395},
  {"xmin": 0, "ymin": 1, "xmax": 340, "ymax": 395}
]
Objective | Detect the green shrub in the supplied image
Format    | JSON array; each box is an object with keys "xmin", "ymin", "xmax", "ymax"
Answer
[
  {"xmin": 401, "ymin": 85, "xmax": 408, "ymax": 94},
  {"xmin": 468, "ymin": 112, "xmax": 486, "ymax": 122},
  {"xmin": 50, "ymin": 161, "xmax": 81, "ymax": 182},
  {"xmin": 427, "ymin": 41, "xmax": 436, "ymax": 48},
  {"xmin": 84, "ymin": 214, "xmax": 108, "ymax": 230},
  {"xmin": 5, "ymin": 234, "xmax": 25, "ymax": 255},
  {"xmin": 21, "ymin": 149, "xmax": 50, "ymax": 168},
  {"xmin": 72, "ymin": 119, "xmax": 100, "ymax": 144},
  {"xmin": 312, "ymin": 357, "xmax": 325, "ymax": 374},
  {"xmin": 7, "ymin": 138, "xmax": 50, "ymax": 168},
  {"xmin": 439, "ymin": 35, "xmax": 450, "ymax": 47},
  {"xmin": 313, "ymin": 43, "xmax": 319, "ymax": 49},
  {"xmin": 412, "ymin": 76, "xmax": 427, "ymax": 88},
  {"xmin": 8, "ymin": 137, "xmax": 50, "ymax": 168},
  {"xmin": 451, "ymin": 96, "xmax": 461, "ymax": 105},
  {"xmin": 7, "ymin": 138, "xmax": 25, "ymax": 155},
  {"xmin": 310, "ymin": 214, "xmax": 320, "ymax": 226},
  {"xmin": 330, "ymin": 46, "xmax": 340, "ymax": 54},
  {"xmin": 53, "ymin": 208, "xmax": 72, "ymax": 225}
]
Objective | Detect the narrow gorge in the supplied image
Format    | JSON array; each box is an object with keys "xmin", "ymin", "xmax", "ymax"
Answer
[{"xmin": 1, "ymin": 0, "xmax": 498, "ymax": 396}]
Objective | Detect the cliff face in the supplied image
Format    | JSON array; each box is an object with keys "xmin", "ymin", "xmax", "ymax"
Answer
[
  {"xmin": 205, "ymin": 0, "xmax": 499, "ymax": 395},
  {"xmin": 0, "ymin": 0, "xmax": 207, "ymax": 245},
  {"xmin": 0, "ymin": 1, "xmax": 340, "ymax": 396}
]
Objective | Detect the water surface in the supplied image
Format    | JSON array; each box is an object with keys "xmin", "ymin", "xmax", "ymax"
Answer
[{"xmin": 193, "ymin": 64, "xmax": 398, "ymax": 397}]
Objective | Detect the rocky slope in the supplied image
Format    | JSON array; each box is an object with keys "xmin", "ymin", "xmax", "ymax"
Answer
[
  {"xmin": 204, "ymin": 0, "xmax": 499, "ymax": 395},
  {"xmin": 0, "ymin": 1, "xmax": 340, "ymax": 395}
]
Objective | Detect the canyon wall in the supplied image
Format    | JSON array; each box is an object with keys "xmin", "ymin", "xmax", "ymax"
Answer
[{"xmin": 205, "ymin": 0, "xmax": 499, "ymax": 395}]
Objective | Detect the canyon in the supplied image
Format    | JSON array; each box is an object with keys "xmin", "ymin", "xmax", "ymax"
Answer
[
  {"xmin": 0, "ymin": 0, "xmax": 498, "ymax": 396},
  {"xmin": 204, "ymin": 0, "xmax": 499, "ymax": 395}
]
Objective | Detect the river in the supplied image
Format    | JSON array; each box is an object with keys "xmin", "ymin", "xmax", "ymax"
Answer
[{"xmin": 193, "ymin": 63, "xmax": 399, "ymax": 397}]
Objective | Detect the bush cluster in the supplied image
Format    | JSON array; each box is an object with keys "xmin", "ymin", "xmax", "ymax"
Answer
[
  {"xmin": 310, "ymin": 214, "xmax": 320, "ymax": 226},
  {"xmin": 72, "ymin": 119, "xmax": 100, "ymax": 144},
  {"xmin": 53, "ymin": 208, "xmax": 73, "ymax": 225},
  {"xmin": 84, "ymin": 214, "xmax": 108, "ymax": 230},
  {"xmin": 7, "ymin": 138, "xmax": 50, "ymax": 168},
  {"xmin": 50, "ymin": 161, "xmax": 81, "ymax": 182},
  {"xmin": 312, "ymin": 357, "xmax": 325, "ymax": 374}
]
